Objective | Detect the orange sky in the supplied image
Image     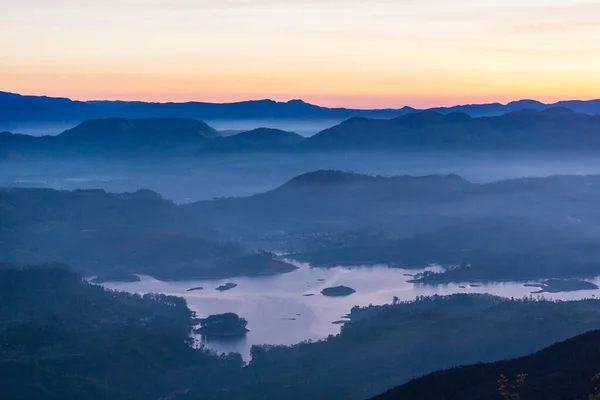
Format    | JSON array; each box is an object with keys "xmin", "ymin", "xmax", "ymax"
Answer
[{"xmin": 2, "ymin": 0, "xmax": 600, "ymax": 108}]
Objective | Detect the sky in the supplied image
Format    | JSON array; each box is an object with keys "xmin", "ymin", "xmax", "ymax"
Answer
[{"xmin": 2, "ymin": 0, "xmax": 600, "ymax": 108}]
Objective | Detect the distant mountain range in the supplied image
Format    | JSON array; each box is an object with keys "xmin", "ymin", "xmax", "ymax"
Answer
[
  {"xmin": 0, "ymin": 118, "xmax": 308, "ymax": 158},
  {"xmin": 2, "ymin": 90, "xmax": 600, "ymax": 131},
  {"xmin": 3, "ymin": 107, "xmax": 600, "ymax": 158},
  {"xmin": 304, "ymin": 108, "xmax": 600, "ymax": 150},
  {"xmin": 0, "ymin": 91, "xmax": 411, "ymax": 128}
]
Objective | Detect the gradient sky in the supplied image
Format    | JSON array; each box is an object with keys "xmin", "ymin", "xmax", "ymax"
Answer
[{"xmin": 2, "ymin": 0, "xmax": 600, "ymax": 108}]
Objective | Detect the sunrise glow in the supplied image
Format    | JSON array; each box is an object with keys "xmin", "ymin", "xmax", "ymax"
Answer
[{"xmin": 2, "ymin": 0, "xmax": 600, "ymax": 108}]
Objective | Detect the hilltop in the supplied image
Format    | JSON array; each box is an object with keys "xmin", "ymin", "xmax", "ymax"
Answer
[
  {"xmin": 58, "ymin": 117, "xmax": 218, "ymax": 143},
  {"xmin": 206, "ymin": 128, "xmax": 305, "ymax": 152}
]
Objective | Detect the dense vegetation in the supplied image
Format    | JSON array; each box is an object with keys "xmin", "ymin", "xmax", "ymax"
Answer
[
  {"xmin": 187, "ymin": 171, "xmax": 600, "ymax": 283},
  {"xmin": 195, "ymin": 313, "xmax": 249, "ymax": 337},
  {"xmin": 5, "ymin": 264, "xmax": 600, "ymax": 400},
  {"xmin": 371, "ymin": 329, "xmax": 600, "ymax": 400},
  {"xmin": 7, "ymin": 171, "xmax": 600, "ymax": 284},
  {"xmin": 0, "ymin": 264, "xmax": 243, "ymax": 400},
  {"xmin": 225, "ymin": 294, "xmax": 600, "ymax": 400},
  {"xmin": 0, "ymin": 187, "xmax": 296, "ymax": 280}
]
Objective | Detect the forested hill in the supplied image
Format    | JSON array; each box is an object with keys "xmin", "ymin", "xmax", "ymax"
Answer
[
  {"xmin": 0, "ymin": 263, "xmax": 243, "ymax": 400},
  {"xmin": 0, "ymin": 187, "xmax": 298, "ymax": 281},
  {"xmin": 220, "ymin": 295, "xmax": 600, "ymax": 400},
  {"xmin": 370, "ymin": 329, "xmax": 600, "ymax": 400},
  {"xmin": 303, "ymin": 108, "xmax": 600, "ymax": 150},
  {"xmin": 5, "ymin": 271, "xmax": 600, "ymax": 400}
]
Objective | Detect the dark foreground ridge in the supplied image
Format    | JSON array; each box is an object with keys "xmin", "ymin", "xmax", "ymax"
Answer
[
  {"xmin": 371, "ymin": 329, "xmax": 600, "ymax": 400},
  {"xmin": 0, "ymin": 263, "xmax": 243, "ymax": 400}
]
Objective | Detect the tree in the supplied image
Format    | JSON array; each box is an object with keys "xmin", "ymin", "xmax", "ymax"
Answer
[
  {"xmin": 590, "ymin": 373, "xmax": 600, "ymax": 400},
  {"xmin": 498, "ymin": 373, "xmax": 527, "ymax": 400}
]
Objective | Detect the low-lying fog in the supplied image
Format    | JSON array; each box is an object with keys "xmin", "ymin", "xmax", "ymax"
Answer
[
  {"xmin": 3, "ymin": 119, "xmax": 343, "ymax": 137},
  {"xmin": 4, "ymin": 151, "xmax": 600, "ymax": 203}
]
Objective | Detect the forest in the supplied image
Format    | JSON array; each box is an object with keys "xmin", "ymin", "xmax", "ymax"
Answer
[{"xmin": 4, "ymin": 264, "xmax": 600, "ymax": 400}]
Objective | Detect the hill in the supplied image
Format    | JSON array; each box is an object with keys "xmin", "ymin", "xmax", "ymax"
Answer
[
  {"xmin": 225, "ymin": 294, "xmax": 600, "ymax": 400},
  {"xmin": 9, "ymin": 270, "xmax": 600, "ymax": 400},
  {"xmin": 187, "ymin": 171, "xmax": 600, "ymax": 282},
  {"xmin": 303, "ymin": 108, "xmax": 600, "ymax": 150},
  {"xmin": 370, "ymin": 328, "xmax": 600, "ymax": 400},
  {"xmin": 1, "ymin": 120, "xmax": 302, "ymax": 158},
  {"xmin": 0, "ymin": 263, "xmax": 242, "ymax": 400},
  {"xmin": 0, "ymin": 187, "xmax": 296, "ymax": 280},
  {"xmin": 58, "ymin": 117, "xmax": 219, "ymax": 144},
  {"xmin": 5, "ymin": 107, "xmax": 600, "ymax": 158},
  {"xmin": 206, "ymin": 128, "xmax": 305, "ymax": 152},
  {"xmin": 0, "ymin": 117, "xmax": 220, "ymax": 157}
]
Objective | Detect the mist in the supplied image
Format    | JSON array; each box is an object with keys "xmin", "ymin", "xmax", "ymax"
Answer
[{"xmin": 4, "ymin": 150, "xmax": 600, "ymax": 203}]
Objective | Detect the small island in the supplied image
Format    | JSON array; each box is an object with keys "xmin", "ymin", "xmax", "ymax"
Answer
[
  {"xmin": 90, "ymin": 271, "xmax": 141, "ymax": 284},
  {"xmin": 525, "ymin": 279, "xmax": 599, "ymax": 293},
  {"xmin": 194, "ymin": 313, "xmax": 249, "ymax": 337},
  {"xmin": 321, "ymin": 285, "xmax": 356, "ymax": 297},
  {"xmin": 215, "ymin": 283, "xmax": 238, "ymax": 292},
  {"xmin": 186, "ymin": 286, "xmax": 203, "ymax": 292}
]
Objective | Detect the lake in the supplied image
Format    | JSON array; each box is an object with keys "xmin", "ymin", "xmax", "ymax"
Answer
[{"xmin": 102, "ymin": 260, "xmax": 600, "ymax": 359}]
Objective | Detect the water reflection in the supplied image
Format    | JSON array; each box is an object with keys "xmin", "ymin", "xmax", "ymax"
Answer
[{"xmin": 102, "ymin": 260, "xmax": 600, "ymax": 360}]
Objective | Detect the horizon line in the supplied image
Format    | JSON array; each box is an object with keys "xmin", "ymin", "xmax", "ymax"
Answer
[{"xmin": 3, "ymin": 90, "xmax": 600, "ymax": 111}]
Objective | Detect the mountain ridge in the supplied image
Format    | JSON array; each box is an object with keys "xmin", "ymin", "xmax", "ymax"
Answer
[
  {"xmin": 303, "ymin": 107, "xmax": 600, "ymax": 150},
  {"xmin": 370, "ymin": 328, "xmax": 600, "ymax": 400},
  {"xmin": 4, "ymin": 107, "xmax": 600, "ymax": 158},
  {"xmin": 2, "ymin": 90, "xmax": 600, "ymax": 131}
]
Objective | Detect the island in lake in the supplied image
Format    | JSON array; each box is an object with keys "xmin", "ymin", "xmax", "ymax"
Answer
[
  {"xmin": 215, "ymin": 283, "xmax": 238, "ymax": 292},
  {"xmin": 194, "ymin": 313, "xmax": 249, "ymax": 337},
  {"xmin": 321, "ymin": 285, "xmax": 356, "ymax": 297},
  {"xmin": 525, "ymin": 279, "xmax": 599, "ymax": 293}
]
